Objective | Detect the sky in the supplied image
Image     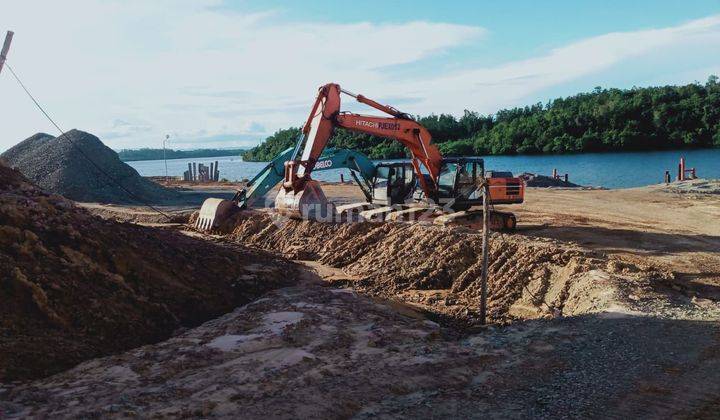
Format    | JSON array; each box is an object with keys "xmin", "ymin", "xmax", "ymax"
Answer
[{"xmin": 1, "ymin": 0, "xmax": 720, "ymax": 152}]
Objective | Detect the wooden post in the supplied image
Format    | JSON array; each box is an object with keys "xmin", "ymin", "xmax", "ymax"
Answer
[
  {"xmin": 214, "ymin": 161, "xmax": 219, "ymax": 181},
  {"xmin": 0, "ymin": 31, "xmax": 13, "ymax": 76},
  {"xmin": 192, "ymin": 162, "xmax": 197, "ymax": 181},
  {"xmin": 664, "ymin": 170, "xmax": 670, "ymax": 184},
  {"xmin": 681, "ymin": 157, "xmax": 686, "ymax": 181},
  {"xmin": 340, "ymin": 173, "xmax": 344, "ymax": 183},
  {"xmin": 479, "ymin": 180, "xmax": 490, "ymax": 325}
]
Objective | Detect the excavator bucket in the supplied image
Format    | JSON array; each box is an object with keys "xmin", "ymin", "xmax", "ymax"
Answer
[
  {"xmin": 275, "ymin": 180, "xmax": 337, "ymax": 220},
  {"xmin": 195, "ymin": 198, "xmax": 240, "ymax": 231}
]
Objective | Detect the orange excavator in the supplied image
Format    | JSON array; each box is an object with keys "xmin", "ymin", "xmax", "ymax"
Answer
[{"xmin": 275, "ymin": 83, "xmax": 524, "ymax": 228}]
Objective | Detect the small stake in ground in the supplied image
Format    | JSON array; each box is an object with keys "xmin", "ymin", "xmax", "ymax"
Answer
[
  {"xmin": 0, "ymin": 30, "xmax": 14, "ymax": 75},
  {"xmin": 479, "ymin": 179, "xmax": 490, "ymax": 325}
]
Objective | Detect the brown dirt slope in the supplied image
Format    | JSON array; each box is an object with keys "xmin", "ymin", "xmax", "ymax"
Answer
[{"xmin": 0, "ymin": 164, "xmax": 297, "ymax": 381}]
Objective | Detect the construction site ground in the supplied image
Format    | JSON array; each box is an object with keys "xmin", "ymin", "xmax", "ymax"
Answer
[{"xmin": 3, "ymin": 181, "xmax": 720, "ymax": 418}]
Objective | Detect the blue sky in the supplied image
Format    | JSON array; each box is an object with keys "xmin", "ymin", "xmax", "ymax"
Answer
[{"xmin": 1, "ymin": 0, "xmax": 720, "ymax": 151}]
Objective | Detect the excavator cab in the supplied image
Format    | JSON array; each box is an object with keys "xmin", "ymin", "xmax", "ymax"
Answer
[
  {"xmin": 430, "ymin": 157, "xmax": 524, "ymax": 210},
  {"xmin": 371, "ymin": 162, "xmax": 416, "ymax": 206},
  {"xmin": 414, "ymin": 157, "xmax": 485, "ymax": 210},
  {"xmin": 443, "ymin": 157, "xmax": 484, "ymax": 210}
]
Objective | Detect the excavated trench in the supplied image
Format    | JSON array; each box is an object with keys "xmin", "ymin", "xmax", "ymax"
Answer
[
  {"xmin": 219, "ymin": 211, "xmax": 672, "ymax": 326},
  {"xmin": 0, "ymin": 165, "xmax": 297, "ymax": 382}
]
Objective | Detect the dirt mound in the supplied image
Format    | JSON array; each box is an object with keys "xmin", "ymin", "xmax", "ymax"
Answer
[
  {"xmin": 227, "ymin": 212, "xmax": 669, "ymax": 324},
  {"xmin": 656, "ymin": 178, "xmax": 720, "ymax": 195},
  {"xmin": 1, "ymin": 130, "xmax": 179, "ymax": 204},
  {"xmin": 0, "ymin": 164, "xmax": 297, "ymax": 381},
  {"xmin": 520, "ymin": 172, "xmax": 581, "ymax": 188}
]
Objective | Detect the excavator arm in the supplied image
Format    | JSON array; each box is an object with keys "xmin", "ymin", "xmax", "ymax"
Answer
[
  {"xmin": 240, "ymin": 147, "xmax": 377, "ymax": 208},
  {"xmin": 194, "ymin": 146, "xmax": 378, "ymax": 230},
  {"xmin": 286, "ymin": 83, "xmax": 442, "ymax": 200}
]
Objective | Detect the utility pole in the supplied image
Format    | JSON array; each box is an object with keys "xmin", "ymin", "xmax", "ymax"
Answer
[
  {"xmin": 479, "ymin": 179, "xmax": 490, "ymax": 325},
  {"xmin": 0, "ymin": 31, "xmax": 14, "ymax": 76},
  {"xmin": 163, "ymin": 134, "xmax": 170, "ymax": 184}
]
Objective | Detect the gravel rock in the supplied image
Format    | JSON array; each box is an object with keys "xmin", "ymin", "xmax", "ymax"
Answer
[
  {"xmin": 520, "ymin": 172, "xmax": 582, "ymax": 188},
  {"xmin": 1, "ymin": 129, "xmax": 179, "ymax": 204}
]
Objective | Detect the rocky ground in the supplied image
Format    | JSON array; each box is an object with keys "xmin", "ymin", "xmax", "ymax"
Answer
[
  {"xmin": 2, "ymin": 179, "xmax": 719, "ymax": 418},
  {"xmin": 2, "ymin": 278, "xmax": 718, "ymax": 418}
]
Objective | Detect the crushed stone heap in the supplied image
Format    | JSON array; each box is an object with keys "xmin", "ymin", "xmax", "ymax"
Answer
[
  {"xmin": 519, "ymin": 172, "xmax": 582, "ymax": 188},
  {"xmin": 1, "ymin": 129, "xmax": 178, "ymax": 204}
]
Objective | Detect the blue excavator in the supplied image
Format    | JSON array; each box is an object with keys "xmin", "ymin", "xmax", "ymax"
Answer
[
  {"xmin": 195, "ymin": 144, "xmax": 521, "ymax": 231},
  {"xmin": 194, "ymin": 147, "xmax": 384, "ymax": 230}
]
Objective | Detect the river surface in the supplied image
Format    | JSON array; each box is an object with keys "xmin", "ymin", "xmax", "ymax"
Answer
[{"xmin": 126, "ymin": 148, "xmax": 720, "ymax": 189}]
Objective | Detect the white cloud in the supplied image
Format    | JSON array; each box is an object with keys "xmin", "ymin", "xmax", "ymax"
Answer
[
  {"xmin": 399, "ymin": 15, "xmax": 720, "ymax": 114},
  {"xmin": 1, "ymin": 1, "xmax": 720, "ymax": 152},
  {"xmin": 0, "ymin": 0, "xmax": 483, "ymax": 150}
]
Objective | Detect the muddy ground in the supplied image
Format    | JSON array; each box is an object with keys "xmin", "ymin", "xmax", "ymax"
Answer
[{"xmin": 2, "ymin": 180, "xmax": 720, "ymax": 418}]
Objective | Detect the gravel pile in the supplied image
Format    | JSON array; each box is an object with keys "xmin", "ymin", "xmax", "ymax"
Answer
[
  {"xmin": 1, "ymin": 129, "xmax": 179, "ymax": 204},
  {"xmin": 660, "ymin": 178, "xmax": 720, "ymax": 195},
  {"xmin": 519, "ymin": 172, "xmax": 582, "ymax": 188}
]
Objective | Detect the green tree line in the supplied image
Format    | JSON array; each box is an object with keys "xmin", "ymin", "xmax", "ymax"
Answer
[
  {"xmin": 118, "ymin": 148, "xmax": 245, "ymax": 162},
  {"xmin": 243, "ymin": 76, "xmax": 720, "ymax": 161}
]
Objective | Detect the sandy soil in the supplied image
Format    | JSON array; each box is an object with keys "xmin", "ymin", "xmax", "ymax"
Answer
[
  {"xmin": 508, "ymin": 182, "xmax": 720, "ymax": 302},
  {"xmin": 6, "ymin": 180, "xmax": 719, "ymax": 418},
  {"xmin": 314, "ymin": 180, "xmax": 720, "ymax": 304}
]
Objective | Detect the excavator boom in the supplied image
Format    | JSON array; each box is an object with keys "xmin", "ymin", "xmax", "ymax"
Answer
[{"xmin": 278, "ymin": 83, "xmax": 443, "ymax": 219}]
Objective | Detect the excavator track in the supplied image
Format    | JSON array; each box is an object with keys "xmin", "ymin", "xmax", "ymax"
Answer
[{"xmin": 433, "ymin": 209, "xmax": 517, "ymax": 231}]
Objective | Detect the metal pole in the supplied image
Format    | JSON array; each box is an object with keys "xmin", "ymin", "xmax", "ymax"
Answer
[
  {"xmin": 479, "ymin": 180, "xmax": 490, "ymax": 325},
  {"xmin": 0, "ymin": 31, "xmax": 13, "ymax": 76},
  {"xmin": 163, "ymin": 134, "xmax": 169, "ymax": 184}
]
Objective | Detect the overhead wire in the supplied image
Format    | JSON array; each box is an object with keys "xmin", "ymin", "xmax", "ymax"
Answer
[{"xmin": 4, "ymin": 61, "xmax": 174, "ymax": 221}]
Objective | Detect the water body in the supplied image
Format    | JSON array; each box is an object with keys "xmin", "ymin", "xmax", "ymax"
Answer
[{"xmin": 126, "ymin": 148, "xmax": 720, "ymax": 189}]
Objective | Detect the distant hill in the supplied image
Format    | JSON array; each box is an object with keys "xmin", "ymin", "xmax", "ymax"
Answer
[
  {"xmin": 243, "ymin": 76, "xmax": 720, "ymax": 162},
  {"xmin": 118, "ymin": 148, "xmax": 245, "ymax": 162}
]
